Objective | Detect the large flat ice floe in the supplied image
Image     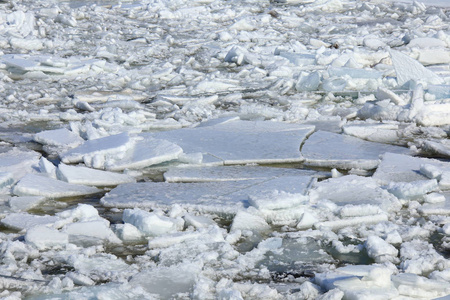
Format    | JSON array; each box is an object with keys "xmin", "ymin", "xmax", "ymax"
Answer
[{"xmin": 149, "ymin": 118, "xmax": 315, "ymax": 165}]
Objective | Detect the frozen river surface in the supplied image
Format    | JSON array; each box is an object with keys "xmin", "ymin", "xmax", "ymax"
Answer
[{"xmin": 0, "ymin": 0, "xmax": 450, "ymax": 298}]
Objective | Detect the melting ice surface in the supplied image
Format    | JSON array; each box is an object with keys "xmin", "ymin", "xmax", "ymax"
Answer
[{"xmin": 0, "ymin": 0, "xmax": 450, "ymax": 298}]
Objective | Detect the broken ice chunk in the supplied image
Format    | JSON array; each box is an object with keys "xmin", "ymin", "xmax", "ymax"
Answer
[
  {"xmin": 328, "ymin": 67, "xmax": 383, "ymax": 79},
  {"xmin": 1, "ymin": 212, "xmax": 59, "ymax": 231},
  {"xmin": 25, "ymin": 225, "xmax": 68, "ymax": 250},
  {"xmin": 56, "ymin": 163, "xmax": 135, "ymax": 186},
  {"xmin": 60, "ymin": 132, "xmax": 134, "ymax": 165},
  {"xmin": 230, "ymin": 210, "xmax": 270, "ymax": 232},
  {"xmin": 373, "ymin": 152, "xmax": 450, "ymax": 185},
  {"xmin": 310, "ymin": 175, "xmax": 401, "ymax": 212},
  {"xmin": 105, "ymin": 136, "xmax": 183, "ymax": 171},
  {"xmin": 123, "ymin": 208, "xmax": 183, "ymax": 236},
  {"xmin": 8, "ymin": 196, "xmax": 45, "ymax": 212},
  {"xmin": 0, "ymin": 148, "xmax": 41, "ymax": 182},
  {"xmin": 39, "ymin": 157, "xmax": 57, "ymax": 178},
  {"xmin": 314, "ymin": 214, "xmax": 388, "ymax": 230},
  {"xmin": 64, "ymin": 220, "xmax": 121, "ymax": 244},
  {"xmin": 389, "ymin": 49, "xmax": 444, "ymax": 86},
  {"xmin": 301, "ymin": 131, "xmax": 410, "ymax": 170},
  {"xmin": 364, "ymin": 235, "xmax": 398, "ymax": 263},
  {"xmin": 392, "ymin": 273, "xmax": 450, "ymax": 298},
  {"xmin": 0, "ymin": 172, "xmax": 14, "ymax": 189},
  {"xmin": 13, "ymin": 174, "xmax": 101, "ymax": 198},
  {"xmin": 386, "ymin": 179, "xmax": 438, "ymax": 200},
  {"xmin": 34, "ymin": 128, "xmax": 84, "ymax": 149},
  {"xmin": 342, "ymin": 122, "xmax": 400, "ymax": 144}
]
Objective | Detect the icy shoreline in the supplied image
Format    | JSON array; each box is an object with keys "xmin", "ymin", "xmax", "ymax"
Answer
[{"xmin": 0, "ymin": 0, "xmax": 450, "ymax": 298}]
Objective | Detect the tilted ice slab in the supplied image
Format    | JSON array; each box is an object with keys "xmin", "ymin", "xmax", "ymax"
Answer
[
  {"xmin": 105, "ymin": 136, "xmax": 183, "ymax": 171},
  {"xmin": 373, "ymin": 152, "xmax": 450, "ymax": 185},
  {"xmin": 101, "ymin": 175, "xmax": 314, "ymax": 215},
  {"xmin": 0, "ymin": 148, "xmax": 41, "ymax": 182},
  {"xmin": 60, "ymin": 132, "xmax": 134, "ymax": 165},
  {"xmin": 389, "ymin": 49, "xmax": 444, "ymax": 86},
  {"xmin": 12, "ymin": 174, "xmax": 101, "ymax": 198},
  {"xmin": 301, "ymin": 131, "xmax": 410, "ymax": 170},
  {"xmin": 149, "ymin": 118, "xmax": 315, "ymax": 165},
  {"xmin": 34, "ymin": 128, "xmax": 84, "ymax": 150},
  {"xmin": 56, "ymin": 163, "xmax": 135, "ymax": 186},
  {"xmin": 60, "ymin": 133, "xmax": 183, "ymax": 170},
  {"xmin": 164, "ymin": 165, "xmax": 319, "ymax": 182}
]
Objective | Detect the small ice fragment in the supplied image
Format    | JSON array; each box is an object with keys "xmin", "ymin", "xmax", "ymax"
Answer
[
  {"xmin": 295, "ymin": 71, "xmax": 320, "ymax": 91},
  {"xmin": 123, "ymin": 208, "xmax": 183, "ymax": 236},
  {"xmin": 38, "ymin": 157, "xmax": 57, "ymax": 178},
  {"xmin": 25, "ymin": 225, "xmax": 68, "ymax": 250},
  {"xmin": 386, "ymin": 179, "xmax": 438, "ymax": 200},
  {"xmin": 12, "ymin": 174, "xmax": 101, "ymax": 198},
  {"xmin": 420, "ymin": 164, "xmax": 443, "ymax": 179},
  {"xmin": 376, "ymin": 87, "xmax": 406, "ymax": 105},
  {"xmin": 296, "ymin": 211, "xmax": 319, "ymax": 229},
  {"xmin": 56, "ymin": 163, "xmax": 135, "ymax": 186},
  {"xmin": 389, "ymin": 49, "xmax": 444, "ymax": 86},
  {"xmin": 10, "ymin": 38, "xmax": 44, "ymax": 51},
  {"xmin": 365, "ymin": 235, "xmax": 398, "ymax": 263},
  {"xmin": 65, "ymin": 272, "xmax": 94, "ymax": 286},
  {"xmin": 439, "ymin": 172, "xmax": 450, "ymax": 190},
  {"xmin": 148, "ymin": 231, "xmax": 202, "ymax": 248},
  {"xmin": 230, "ymin": 210, "xmax": 270, "ymax": 232},
  {"xmin": 64, "ymin": 220, "xmax": 121, "ymax": 244},
  {"xmin": 424, "ymin": 192, "xmax": 446, "ymax": 204},
  {"xmin": 183, "ymin": 214, "xmax": 216, "ymax": 229},
  {"xmin": 113, "ymin": 223, "xmax": 144, "ymax": 242}
]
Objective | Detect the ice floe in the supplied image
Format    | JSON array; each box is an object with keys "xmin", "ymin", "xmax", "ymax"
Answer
[{"xmin": 301, "ymin": 130, "xmax": 410, "ymax": 170}]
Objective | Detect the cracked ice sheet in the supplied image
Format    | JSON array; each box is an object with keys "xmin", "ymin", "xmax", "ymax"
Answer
[
  {"xmin": 101, "ymin": 175, "xmax": 314, "ymax": 215},
  {"xmin": 148, "ymin": 118, "xmax": 315, "ymax": 165},
  {"xmin": 301, "ymin": 131, "xmax": 411, "ymax": 170}
]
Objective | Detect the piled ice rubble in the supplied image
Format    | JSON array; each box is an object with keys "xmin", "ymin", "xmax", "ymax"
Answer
[{"xmin": 0, "ymin": 0, "xmax": 449, "ymax": 298}]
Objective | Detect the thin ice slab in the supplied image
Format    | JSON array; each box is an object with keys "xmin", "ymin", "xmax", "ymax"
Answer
[
  {"xmin": 1, "ymin": 212, "xmax": 59, "ymax": 231},
  {"xmin": 101, "ymin": 175, "xmax": 314, "ymax": 215},
  {"xmin": 310, "ymin": 175, "xmax": 401, "ymax": 213},
  {"xmin": 301, "ymin": 131, "xmax": 410, "ymax": 170},
  {"xmin": 105, "ymin": 136, "xmax": 183, "ymax": 171},
  {"xmin": 372, "ymin": 152, "xmax": 450, "ymax": 185},
  {"xmin": 148, "ymin": 118, "xmax": 315, "ymax": 165},
  {"xmin": 389, "ymin": 49, "xmax": 444, "ymax": 86},
  {"xmin": 419, "ymin": 192, "xmax": 450, "ymax": 216},
  {"xmin": 0, "ymin": 148, "xmax": 41, "ymax": 182},
  {"xmin": 57, "ymin": 164, "xmax": 136, "ymax": 186},
  {"xmin": 34, "ymin": 128, "xmax": 84, "ymax": 149},
  {"xmin": 9, "ymin": 196, "xmax": 46, "ymax": 212},
  {"xmin": 13, "ymin": 174, "xmax": 101, "ymax": 198},
  {"xmin": 164, "ymin": 165, "xmax": 319, "ymax": 182}
]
